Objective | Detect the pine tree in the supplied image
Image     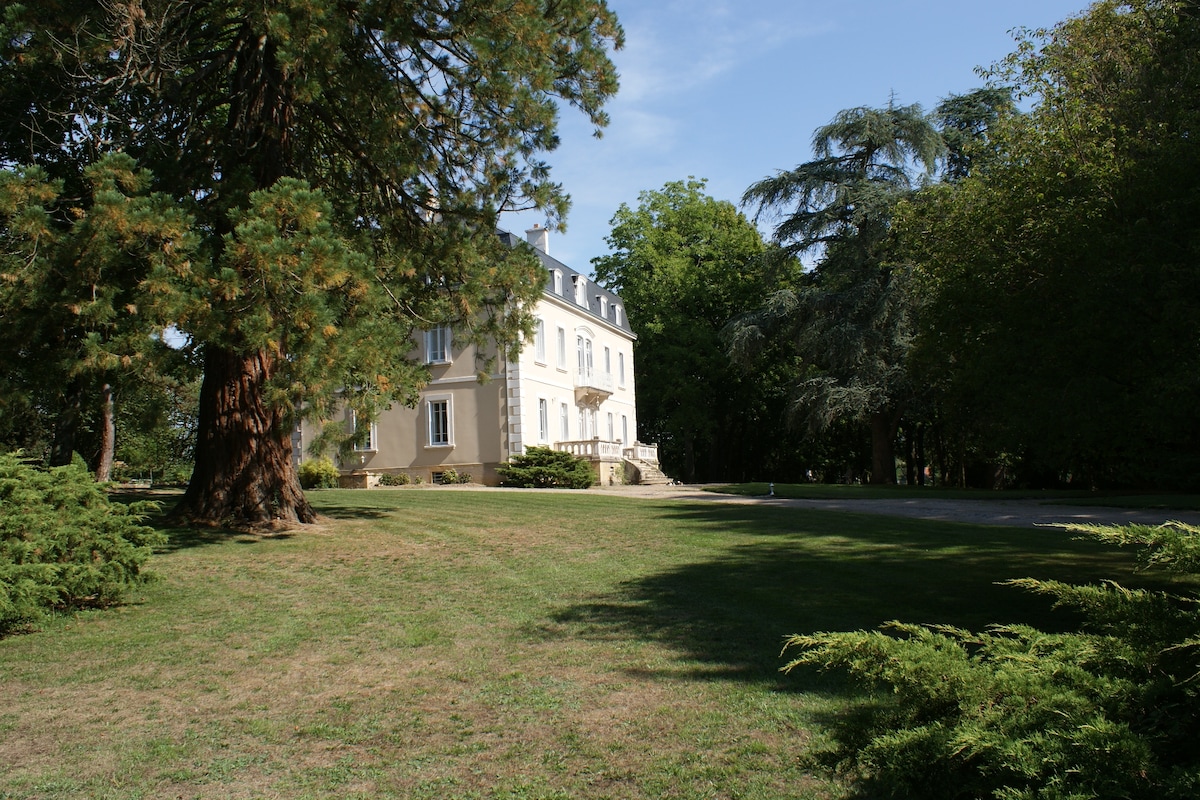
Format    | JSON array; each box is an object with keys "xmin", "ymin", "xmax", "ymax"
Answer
[{"xmin": 736, "ymin": 103, "xmax": 943, "ymax": 484}]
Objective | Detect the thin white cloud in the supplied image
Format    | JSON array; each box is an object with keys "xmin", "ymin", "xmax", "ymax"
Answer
[{"xmin": 611, "ymin": 1, "xmax": 833, "ymax": 104}]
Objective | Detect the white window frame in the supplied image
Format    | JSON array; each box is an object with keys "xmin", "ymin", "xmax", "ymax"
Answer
[
  {"xmin": 607, "ymin": 412, "xmax": 614, "ymax": 441},
  {"xmin": 538, "ymin": 398, "xmax": 549, "ymax": 443},
  {"xmin": 425, "ymin": 325, "xmax": 452, "ymax": 364},
  {"xmin": 350, "ymin": 410, "xmax": 378, "ymax": 452},
  {"xmin": 560, "ymin": 402, "xmax": 570, "ymax": 441},
  {"xmin": 426, "ymin": 395, "xmax": 453, "ymax": 447},
  {"xmin": 621, "ymin": 415, "xmax": 628, "ymax": 445},
  {"xmin": 618, "ymin": 352, "xmax": 626, "ymax": 388},
  {"xmin": 534, "ymin": 318, "xmax": 546, "ymax": 364},
  {"xmin": 604, "ymin": 346, "xmax": 611, "ymax": 377},
  {"xmin": 553, "ymin": 270, "xmax": 563, "ymax": 295},
  {"xmin": 556, "ymin": 326, "xmax": 567, "ymax": 370},
  {"xmin": 573, "ymin": 275, "xmax": 586, "ymax": 306}
]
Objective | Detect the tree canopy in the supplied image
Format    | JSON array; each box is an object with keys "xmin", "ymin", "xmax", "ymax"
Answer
[
  {"xmin": 0, "ymin": 1, "xmax": 623, "ymax": 523},
  {"xmin": 902, "ymin": 0, "xmax": 1200, "ymax": 488},
  {"xmin": 592, "ymin": 179, "xmax": 803, "ymax": 482},
  {"xmin": 735, "ymin": 102, "xmax": 944, "ymax": 484}
]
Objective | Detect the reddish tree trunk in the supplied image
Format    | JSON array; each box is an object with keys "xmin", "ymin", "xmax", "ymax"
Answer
[
  {"xmin": 174, "ymin": 346, "xmax": 314, "ymax": 526},
  {"xmin": 869, "ymin": 411, "xmax": 899, "ymax": 485},
  {"xmin": 95, "ymin": 381, "xmax": 115, "ymax": 482}
]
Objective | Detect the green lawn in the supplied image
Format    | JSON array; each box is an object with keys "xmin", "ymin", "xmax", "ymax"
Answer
[{"xmin": 1, "ymin": 489, "xmax": 1187, "ymax": 799}]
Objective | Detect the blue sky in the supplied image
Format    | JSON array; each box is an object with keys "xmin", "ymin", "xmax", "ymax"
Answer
[{"xmin": 500, "ymin": 0, "xmax": 1092, "ymax": 273}]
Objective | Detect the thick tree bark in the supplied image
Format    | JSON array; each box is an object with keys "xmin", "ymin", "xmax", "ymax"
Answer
[
  {"xmin": 174, "ymin": 346, "xmax": 314, "ymax": 526},
  {"xmin": 95, "ymin": 381, "xmax": 115, "ymax": 482},
  {"xmin": 869, "ymin": 411, "xmax": 899, "ymax": 485}
]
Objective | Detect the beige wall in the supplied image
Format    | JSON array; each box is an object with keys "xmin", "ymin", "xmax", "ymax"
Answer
[{"xmin": 307, "ymin": 287, "xmax": 640, "ymax": 487}]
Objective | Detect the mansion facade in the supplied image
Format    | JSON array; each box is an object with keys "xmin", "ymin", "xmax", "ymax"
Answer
[{"xmin": 297, "ymin": 226, "xmax": 660, "ymax": 486}]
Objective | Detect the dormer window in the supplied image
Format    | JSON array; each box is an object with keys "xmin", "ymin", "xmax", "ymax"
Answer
[
  {"xmin": 573, "ymin": 275, "xmax": 587, "ymax": 306},
  {"xmin": 599, "ymin": 296, "xmax": 608, "ymax": 318},
  {"xmin": 552, "ymin": 269, "xmax": 563, "ymax": 295},
  {"xmin": 614, "ymin": 305, "xmax": 623, "ymax": 326}
]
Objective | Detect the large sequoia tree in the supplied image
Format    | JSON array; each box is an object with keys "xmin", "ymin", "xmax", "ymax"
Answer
[{"xmin": 0, "ymin": 1, "xmax": 622, "ymax": 524}]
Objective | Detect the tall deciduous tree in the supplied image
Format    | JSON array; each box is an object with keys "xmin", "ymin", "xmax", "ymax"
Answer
[
  {"xmin": 904, "ymin": 0, "xmax": 1200, "ymax": 488},
  {"xmin": 592, "ymin": 179, "xmax": 802, "ymax": 482},
  {"xmin": 1, "ymin": 1, "xmax": 622, "ymax": 524},
  {"xmin": 736, "ymin": 103, "xmax": 943, "ymax": 484}
]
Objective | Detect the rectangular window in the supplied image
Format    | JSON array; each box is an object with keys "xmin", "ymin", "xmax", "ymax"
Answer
[
  {"xmin": 560, "ymin": 402, "xmax": 570, "ymax": 441},
  {"xmin": 604, "ymin": 346, "xmax": 611, "ymax": 376},
  {"xmin": 621, "ymin": 415, "xmax": 628, "ymax": 445},
  {"xmin": 427, "ymin": 398, "xmax": 451, "ymax": 446},
  {"xmin": 538, "ymin": 398, "xmax": 549, "ymax": 443},
  {"xmin": 350, "ymin": 411, "xmax": 377, "ymax": 452},
  {"xmin": 426, "ymin": 325, "xmax": 451, "ymax": 364},
  {"xmin": 618, "ymin": 352, "xmax": 626, "ymax": 387},
  {"xmin": 607, "ymin": 412, "xmax": 614, "ymax": 441},
  {"xmin": 556, "ymin": 327, "xmax": 566, "ymax": 369},
  {"xmin": 535, "ymin": 318, "xmax": 546, "ymax": 364}
]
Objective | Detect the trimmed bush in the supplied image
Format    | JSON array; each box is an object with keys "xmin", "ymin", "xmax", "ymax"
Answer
[
  {"xmin": 298, "ymin": 457, "xmax": 340, "ymax": 489},
  {"xmin": 435, "ymin": 467, "xmax": 472, "ymax": 485},
  {"xmin": 496, "ymin": 447, "xmax": 594, "ymax": 489},
  {"xmin": 0, "ymin": 453, "xmax": 165, "ymax": 634},
  {"xmin": 377, "ymin": 472, "xmax": 411, "ymax": 486},
  {"xmin": 785, "ymin": 521, "xmax": 1200, "ymax": 799}
]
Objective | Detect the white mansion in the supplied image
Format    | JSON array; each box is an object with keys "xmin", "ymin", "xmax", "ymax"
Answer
[{"xmin": 297, "ymin": 226, "xmax": 660, "ymax": 486}]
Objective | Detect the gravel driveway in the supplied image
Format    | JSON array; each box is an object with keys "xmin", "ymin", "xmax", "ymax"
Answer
[{"xmin": 594, "ymin": 483, "xmax": 1200, "ymax": 528}]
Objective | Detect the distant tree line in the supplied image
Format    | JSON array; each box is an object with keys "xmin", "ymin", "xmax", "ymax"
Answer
[{"xmin": 598, "ymin": 0, "xmax": 1200, "ymax": 490}]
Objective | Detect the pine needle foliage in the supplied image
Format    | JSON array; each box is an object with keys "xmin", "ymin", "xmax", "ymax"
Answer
[
  {"xmin": 0, "ymin": 453, "xmax": 165, "ymax": 634},
  {"xmin": 496, "ymin": 446, "xmax": 594, "ymax": 489},
  {"xmin": 784, "ymin": 521, "xmax": 1200, "ymax": 799}
]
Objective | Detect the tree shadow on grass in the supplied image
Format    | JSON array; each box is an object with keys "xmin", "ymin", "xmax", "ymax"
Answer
[
  {"xmin": 548, "ymin": 501, "xmax": 1180, "ymax": 688},
  {"xmin": 311, "ymin": 503, "xmax": 391, "ymax": 521}
]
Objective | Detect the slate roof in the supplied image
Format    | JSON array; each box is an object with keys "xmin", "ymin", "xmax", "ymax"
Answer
[{"xmin": 498, "ymin": 230, "xmax": 633, "ymax": 335}]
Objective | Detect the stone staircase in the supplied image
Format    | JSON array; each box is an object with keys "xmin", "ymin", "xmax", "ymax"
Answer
[{"xmin": 626, "ymin": 458, "xmax": 671, "ymax": 486}]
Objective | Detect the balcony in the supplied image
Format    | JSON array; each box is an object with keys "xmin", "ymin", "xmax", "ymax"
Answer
[
  {"xmin": 623, "ymin": 443, "xmax": 659, "ymax": 465},
  {"xmin": 573, "ymin": 369, "xmax": 614, "ymax": 405},
  {"xmin": 557, "ymin": 439, "xmax": 624, "ymax": 460}
]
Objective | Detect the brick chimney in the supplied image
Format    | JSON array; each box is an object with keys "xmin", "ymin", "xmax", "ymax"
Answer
[{"xmin": 525, "ymin": 224, "xmax": 549, "ymax": 254}]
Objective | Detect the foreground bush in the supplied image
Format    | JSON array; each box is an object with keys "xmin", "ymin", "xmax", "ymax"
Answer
[
  {"xmin": 0, "ymin": 454, "xmax": 165, "ymax": 633},
  {"xmin": 298, "ymin": 457, "xmax": 340, "ymax": 489},
  {"xmin": 785, "ymin": 521, "xmax": 1200, "ymax": 799},
  {"xmin": 497, "ymin": 447, "xmax": 594, "ymax": 489}
]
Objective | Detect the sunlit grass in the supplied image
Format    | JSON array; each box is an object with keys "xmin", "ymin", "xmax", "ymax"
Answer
[{"xmin": 1, "ymin": 488, "xmax": 1185, "ymax": 799}]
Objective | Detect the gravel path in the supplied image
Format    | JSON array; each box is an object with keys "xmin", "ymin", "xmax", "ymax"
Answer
[{"xmin": 588, "ymin": 483, "xmax": 1200, "ymax": 528}]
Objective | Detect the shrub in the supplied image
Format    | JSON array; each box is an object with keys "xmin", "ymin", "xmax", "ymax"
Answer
[
  {"xmin": 784, "ymin": 521, "xmax": 1200, "ymax": 799},
  {"xmin": 377, "ymin": 472, "xmax": 411, "ymax": 487},
  {"xmin": 298, "ymin": 457, "xmax": 340, "ymax": 489},
  {"xmin": 496, "ymin": 447, "xmax": 594, "ymax": 489},
  {"xmin": 435, "ymin": 467, "xmax": 472, "ymax": 485},
  {"xmin": 0, "ymin": 453, "xmax": 166, "ymax": 634}
]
